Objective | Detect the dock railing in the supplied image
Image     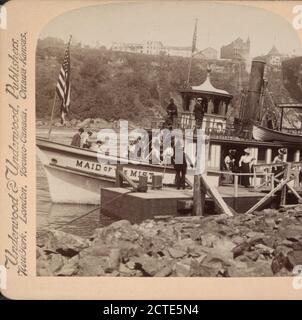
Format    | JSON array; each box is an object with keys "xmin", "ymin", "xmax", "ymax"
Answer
[
  {"xmin": 207, "ymin": 169, "xmax": 275, "ymax": 197},
  {"xmin": 253, "ymin": 161, "xmax": 302, "ymax": 190},
  {"xmin": 208, "ymin": 161, "xmax": 302, "ymax": 198}
]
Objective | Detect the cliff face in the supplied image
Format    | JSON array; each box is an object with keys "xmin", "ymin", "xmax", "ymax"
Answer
[{"xmin": 36, "ymin": 37, "xmax": 299, "ymax": 126}]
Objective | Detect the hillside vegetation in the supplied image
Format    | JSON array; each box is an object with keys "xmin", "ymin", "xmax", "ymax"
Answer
[{"xmin": 36, "ymin": 37, "xmax": 297, "ymax": 126}]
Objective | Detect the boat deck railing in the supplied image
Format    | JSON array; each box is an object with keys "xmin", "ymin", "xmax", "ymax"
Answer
[{"xmin": 149, "ymin": 115, "xmax": 249, "ymax": 140}]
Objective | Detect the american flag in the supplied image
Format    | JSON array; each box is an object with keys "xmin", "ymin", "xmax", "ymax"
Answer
[
  {"xmin": 56, "ymin": 38, "xmax": 71, "ymax": 124},
  {"xmin": 191, "ymin": 19, "xmax": 198, "ymax": 53}
]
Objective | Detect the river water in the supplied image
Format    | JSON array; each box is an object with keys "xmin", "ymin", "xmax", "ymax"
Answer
[{"xmin": 36, "ymin": 128, "xmax": 116, "ymax": 239}]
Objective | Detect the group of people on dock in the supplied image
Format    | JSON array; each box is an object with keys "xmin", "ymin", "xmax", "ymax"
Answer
[
  {"xmin": 222, "ymin": 148, "xmax": 256, "ymax": 187},
  {"xmin": 222, "ymin": 147, "xmax": 288, "ymax": 187}
]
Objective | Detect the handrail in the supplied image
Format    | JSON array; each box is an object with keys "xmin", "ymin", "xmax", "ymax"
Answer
[{"xmin": 207, "ymin": 169, "xmax": 273, "ymax": 176}]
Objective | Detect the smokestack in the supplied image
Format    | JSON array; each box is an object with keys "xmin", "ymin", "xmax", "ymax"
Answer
[{"xmin": 241, "ymin": 60, "xmax": 266, "ymax": 128}]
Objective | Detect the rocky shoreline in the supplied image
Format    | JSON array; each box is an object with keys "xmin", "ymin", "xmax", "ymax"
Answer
[{"xmin": 37, "ymin": 206, "xmax": 302, "ymax": 277}]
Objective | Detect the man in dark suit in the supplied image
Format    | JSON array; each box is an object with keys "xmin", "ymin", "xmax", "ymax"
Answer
[
  {"xmin": 166, "ymin": 98, "xmax": 178, "ymax": 127},
  {"xmin": 71, "ymin": 127, "xmax": 84, "ymax": 147},
  {"xmin": 194, "ymin": 97, "xmax": 205, "ymax": 129},
  {"xmin": 172, "ymin": 142, "xmax": 193, "ymax": 190}
]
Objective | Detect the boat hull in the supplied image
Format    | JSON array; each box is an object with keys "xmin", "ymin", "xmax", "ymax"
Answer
[
  {"xmin": 252, "ymin": 124, "xmax": 302, "ymax": 143},
  {"xmin": 36, "ymin": 137, "xmax": 198, "ymax": 204}
]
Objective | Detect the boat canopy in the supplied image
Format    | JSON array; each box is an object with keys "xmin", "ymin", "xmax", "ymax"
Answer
[{"xmin": 179, "ymin": 67, "xmax": 233, "ymax": 117}]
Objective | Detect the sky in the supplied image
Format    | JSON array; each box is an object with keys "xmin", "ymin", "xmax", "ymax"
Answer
[{"xmin": 39, "ymin": 1, "xmax": 302, "ymax": 57}]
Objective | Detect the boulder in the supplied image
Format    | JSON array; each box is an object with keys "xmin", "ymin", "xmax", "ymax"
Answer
[
  {"xmin": 57, "ymin": 255, "xmax": 80, "ymax": 276},
  {"xmin": 154, "ymin": 265, "xmax": 173, "ymax": 277},
  {"xmin": 45, "ymin": 230, "xmax": 89, "ymax": 257},
  {"xmin": 109, "ymin": 248, "xmax": 121, "ymax": 269},
  {"xmin": 232, "ymin": 242, "xmax": 250, "ymax": 259},
  {"xmin": 254, "ymin": 244, "xmax": 274, "ymax": 256},
  {"xmin": 132, "ymin": 255, "xmax": 168, "ymax": 276},
  {"xmin": 173, "ymin": 261, "xmax": 191, "ymax": 277},
  {"xmin": 271, "ymin": 252, "xmax": 287, "ymax": 274},
  {"xmin": 78, "ymin": 255, "xmax": 111, "ymax": 276},
  {"xmin": 245, "ymin": 251, "xmax": 259, "ymax": 262},
  {"xmin": 286, "ymin": 250, "xmax": 302, "ymax": 271},
  {"xmin": 48, "ymin": 254, "xmax": 64, "ymax": 274},
  {"xmin": 167, "ymin": 247, "xmax": 187, "ymax": 259}
]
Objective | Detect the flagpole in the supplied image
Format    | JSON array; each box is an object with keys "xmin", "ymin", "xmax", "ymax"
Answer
[
  {"xmin": 187, "ymin": 19, "xmax": 198, "ymax": 85},
  {"xmin": 47, "ymin": 92, "xmax": 57, "ymax": 140},
  {"xmin": 187, "ymin": 53, "xmax": 193, "ymax": 85},
  {"xmin": 47, "ymin": 35, "xmax": 72, "ymax": 140}
]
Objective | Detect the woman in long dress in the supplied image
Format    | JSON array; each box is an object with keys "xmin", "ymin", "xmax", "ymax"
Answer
[
  {"xmin": 223, "ymin": 149, "xmax": 236, "ymax": 184},
  {"xmin": 239, "ymin": 148, "xmax": 255, "ymax": 187}
]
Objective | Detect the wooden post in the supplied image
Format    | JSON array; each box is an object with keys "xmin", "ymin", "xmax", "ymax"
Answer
[
  {"xmin": 234, "ymin": 174, "xmax": 238, "ymax": 198},
  {"xmin": 193, "ymin": 129, "xmax": 208, "ymax": 216},
  {"xmin": 193, "ymin": 174, "xmax": 203, "ymax": 216},
  {"xmin": 280, "ymin": 163, "xmax": 290, "ymax": 206},
  {"xmin": 47, "ymin": 92, "xmax": 58, "ymax": 140},
  {"xmin": 271, "ymin": 173, "xmax": 274, "ymax": 192},
  {"xmin": 280, "ymin": 108, "xmax": 284, "ymax": 131},
  {"xmin": 115, "ymin": 164, "xmax": 124, "ymax": 187}
]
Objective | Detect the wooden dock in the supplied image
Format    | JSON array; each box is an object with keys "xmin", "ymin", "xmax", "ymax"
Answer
[
  {"xmin": 101, "ymin": 187, "xmax": 194, "ymax": 223},
  {"xmin": 100, "ymin": 185, "xmax": 272, "ymax": 222}
]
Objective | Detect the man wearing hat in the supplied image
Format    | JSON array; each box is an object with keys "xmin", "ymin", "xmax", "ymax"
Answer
[
  {"xmin": 91, "ymin": 139, "xmax": 104, "ymax": 152},
  {"xmin": 194, "ymin": 97, "xmax": 205, "ymax": 129},
  {"xmin": 71, "ymin": 127, "xmax": 84, "ymax": 147},
  {"xmin": 272, "ymin": 148, "xmax": 287, "ymax": 182},
  {"xmin": 82, "ymin": 130, "xmax": 93, "ymax": 149},
  {"xmin": 239, "ymin": 148, "xmax": 255, "ymax": 187},
  {"xmin": 166, "ymin": 98, "xmax": 178, "ymax": 127}
]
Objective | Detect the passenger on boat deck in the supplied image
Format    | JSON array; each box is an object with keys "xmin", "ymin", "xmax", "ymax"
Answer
[
  {"xmin": 82, "ymin": 130, "xmax": 93, "ymax": 149},
  {"xmin": 239, "ymin": 148, "xmax": 255, "ymax": 187},
  {"xmin": 91, "ymin": 140, "xmax": 105, "ymax": 152},
  {"xmin": 194, "ymin": 98, "xmax": 205, "ymax": 129},
  {"xmin": 128, "ymin": 136, "xmax": 143, "ymax": 160},
  {"xmin": 71, "ymin": 127, "xmax": 84, "ymax": 147},
  {"xmin": 166, "ymin": 98, "xmax": 178, "ymax": 127},
  {"xmin": 223, "ymin": 149, "xmax": 236, "ymax": 184},
  {"xmin": 272, "ymin": 148, "xmax": 287, "ymax": 179}
]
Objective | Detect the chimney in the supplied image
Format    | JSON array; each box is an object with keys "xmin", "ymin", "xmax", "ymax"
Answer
[{"xmin": 241, "ymin": 60, "xmax": 266, "ymax": 131}]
